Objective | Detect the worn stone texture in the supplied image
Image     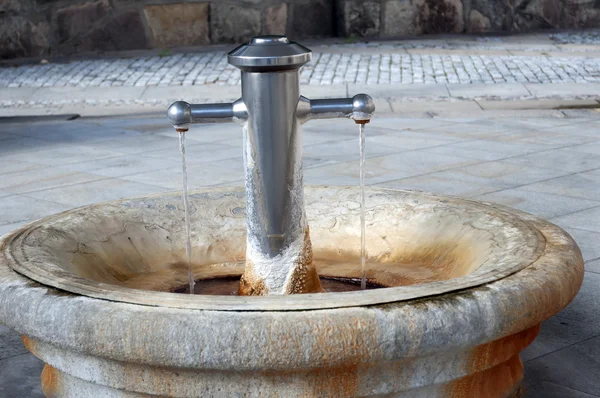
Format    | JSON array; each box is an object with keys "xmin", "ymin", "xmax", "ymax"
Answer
[
  {"xmin": 144, "ymin": 3, "xmax": 209, "ymax": 47},
  {"xmin": 468, "ymin": 9, "xmax": 491, "ymax": 33},
  {"xmin": 55, "ymin": 0, "xmax": 111, "ymax": 43},
  {"xmin": 339, "ymin": 0, "xmax": 381, "ymax": 37},
  {"xmin": 63, "ymin": 10, "xmax": 149, "ymax": 54},
  {"xmin": 264, "ymin": 3, "xmax": 288, "ymax": 35},
  {"xmin": 210, "ymin": 4, "xmax": 261, "ymax": 43},
  {"xmin": 292, "ymin": 0, "xmax": 333, "ymax": 37},
  {"xmin": 383, "ymin": 0, "xmax": 417, "ymax": 38},
  {"xmin": 0, "ymin": 16, "xmax": 49, "ymax": 59},
  {"xmin": 0, "ymin": 0, "xmax": 32, "ymax": 13},
  {"xmin": 417, "ymin": 0, "xmax": 464, "ymax": 34}
]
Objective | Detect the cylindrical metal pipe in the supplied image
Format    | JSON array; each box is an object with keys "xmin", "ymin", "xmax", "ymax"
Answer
[{"xmin": 239, "ymin": 70, "xmax": 318, "ymax": 294}]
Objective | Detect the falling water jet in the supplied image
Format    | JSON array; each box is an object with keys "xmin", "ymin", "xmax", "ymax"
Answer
[
  {"xmin": 358, "ymin": 122, "xmax": 367, "ymax": 290},
  {"xmin": 177, "ymin": 128, "xmax": 194, "ymax": 294}
]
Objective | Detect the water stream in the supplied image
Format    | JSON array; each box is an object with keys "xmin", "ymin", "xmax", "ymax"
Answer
[
  {"xmin": 359, "ymin": 123, "xmax": 367, "ymax": 290},
  {"xmin": 178, "ymin": 131, "xmax": 195, "ymax": 294}
]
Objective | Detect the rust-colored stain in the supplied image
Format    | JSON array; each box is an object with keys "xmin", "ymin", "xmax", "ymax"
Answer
[
  {"xmin": 468, "ymin": 324, "xmax": 541, "ymax": 374},
  {"xmin": 308, "ymin": 365, "xmax": 359, "ymax": 397},
  {"xmin": 239, "ymin": 227, "xmax": 323, "ymax": 295},
  {"xmin": 448, "ymin": 354, "xmax": 524, "ymax": 398},
  {"xmin": 41, "ymin": 364, "xmax": 61, "ymax": 398},
  {"xmin": 446, "ymin": 325, "xmax": 540, "ymax": 398},
  {"xmin": 21, "ymin": 335, "xmax": 36, "ymax": 355}
]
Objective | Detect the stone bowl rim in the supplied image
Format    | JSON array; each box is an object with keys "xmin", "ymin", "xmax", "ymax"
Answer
[
  {"xmin": 0, "ymin": 197, "xmax": 583, "ymax": 371},
  {"xmin": 1, "ymin": 187, "xmax": 549, "ymax": 311}
]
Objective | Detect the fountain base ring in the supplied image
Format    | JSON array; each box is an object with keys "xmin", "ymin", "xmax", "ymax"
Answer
[{"xmin": 0, "ymin": 187, "xmax": 583, "ymax": 397}]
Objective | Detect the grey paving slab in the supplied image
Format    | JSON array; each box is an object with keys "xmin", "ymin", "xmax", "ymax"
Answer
[
  {"xmin": 522, "ymin": 380, "xmax": 600, "ymax": 398},
  {"xmin": 304, "ymin": 138, "xmax": 402, "ymax": 162},
  {"xmin": 504, "ymin": 148, "xmax": 600, "ymax": 173},
  {"xmin": 488, "ymin": 129, "xmax": 599, "ymax": 148},
  {"xmin": 0, "ymin": 135, "xmax": 60, "ymax": 156},
  {"xmin": 419, "ymin": 139, "xmax": 551, "ymax": 161},
  {"xmin": 23, "ymin": 178, "xmax": 170, "ymax": 207},
  {"xmin": 348, "ymin": 83, "xmax": 450, "ymax": 99},
  {"xmin": 0, "ymin": 195, "xmax": 70, "ymax": 226},
  {"xmin": 1, "ymin": 143, "xmax": 126, "ymax": 166},
  {"xmin": 425, "ymin": 161, "xmax": 571, "ymax": 189},
  {"xmin": 159, "ymin": 124, "xmax": 243, "ymax": 144},
  {"xmin": 521, "ymin": 317, "xmax": 600, "ymax": 362},
  {"xmin": 54, "ymin": 155, "xmax": 182, "ymax": 179},
  {"xmin": 552, "ymin": 206, "xmax": 600, "ymax": 233},
  {"xmin": 0, "ymin": 221, "xmax": 30, "ymax": 237},
  {"xmin": 0, "ymin": 325, "xmax": 27, "ymax": 360},
  {"xmin": 526, "ymin": 82, "xmax": 600, "ymax": 98},
  {"xmin": 368, "ymin": 117, "xmax": 457, "ymax": 131},
  {"xmin": 568, "ymin": 141, "xmax": 600, "ymax": 156},
  {"xmin": 0, "ymin": 167, "xmax": 106, "ymax": 195},
  {"xmin": 390, "ymin": 100, "xmax": 483, "ymax": 114},
  {"xmin": 143, "ymin": 142, "xmax": 242, "ymax": 165},
  {"xmin": 478, "ymin": 99, "xmax": 599, "ymax": 111},
  {"xmin": 558, "ymin": 272, "xmax": 600, "ymax": 326},
  {"xmin": 375, "ymin": 175, "xmax": 499, "ymax": 197},
  {"xmin": 0, "ymin": 354, "xmax": 44, "ymax": 398},
  {"xmin": 89, "ymin": 133, "xmax": 185, "ymax": 154},
  {"xmin": 521, "ymin": 168, "xmax": 600, "ymax": 202},
  {"xmin": 365, "ymin": 130, "xmax": 465, "ymax": 151},
  {"xmin": 0, "ymin": 159, "xmax": 44, "ymax": 177},
  {"xmin": 525, "ymin": 335, "xmax": 600, "ymax": 396},
  {"xmin": 121, "ymin": 158, "xmax": 245, "ymax": 190},
  {"xmin": 142, "ymin": 85, "xmax": 241, "ymax": 102},
  {"xmin": 12, "ymin": 123, "xmax": 146, "ymax": 145},
  {"xmin": 33, "ymin": 86, "xmax": 146, "ymax": 102},
  {"xmin": 0, "ymin": 87, "xmax": 39, "ymax": 102},
  {"xmin": 564, "ymin": 228, "xmax": 600, "ymax": 263},
  {"xmin": 475, "ymin": 189, "xmax": 600, "ymax": 219},
  {"xmin": 447, "ymin": 83, "xmax": 530, "ymax": 98},
  {"xmin": 586, "ymin": 259, "xmax": 600, "ymax": 274},
  {"xmin": 304, "ymin": 151, "xmax": 479, "ymax": 186}
]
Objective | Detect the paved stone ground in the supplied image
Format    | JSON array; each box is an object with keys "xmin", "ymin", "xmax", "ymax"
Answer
[
  {"xmin": 0, "ymin": 109, "xmax": 599, "ymax": 397},
  {"xmin": 3, "ymin": 30, "xmax": 600, "ymax": 114}
]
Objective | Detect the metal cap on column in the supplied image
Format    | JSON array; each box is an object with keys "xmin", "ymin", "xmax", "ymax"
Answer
[{"xmin": 228, "ymin": 36, "xmax": 312, "ymax": 72}]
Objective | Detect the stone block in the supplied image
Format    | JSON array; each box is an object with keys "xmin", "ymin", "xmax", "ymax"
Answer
[
  {"xmin": 0, "ymin": 0, "xmax": 33, "ymax": 13},
  {"xmin": 382, "ymin": 0, "xmax": 417, "ymax": 38},
  {"xmin": 467, "ymin": 9, "xmax": 491, "ymax": 33},
  {"xmin": 144, "ymin": 3, "xmax": 209, "ymax": 48},
  {"xmin": 210, "ymin": 3, "xmax": 261, "ymax": 43},
  {"xmin": 339, "ymin": 0, "xmax": 381, "ymax": 37},
  {"xmin": 416, "ymin": 0, "xmax": 464, "ymax": 34},
  {"xmin": 292, "ymin": 0, "xmax": 333, "ymax": 37},
  {"xmin": 71, "ymin": 10, "xmax": 148, "ymax": 53},
  {"xmin": 0, "ymin": 16, "xmax": 49, "ymax": 59},
  {"xmin": 264, "ymin": 3, "xmax": 288, "ymax": 35},
  {"xmin": 56, "ymin": 0, "xmax": 111, "ymax": 43}
]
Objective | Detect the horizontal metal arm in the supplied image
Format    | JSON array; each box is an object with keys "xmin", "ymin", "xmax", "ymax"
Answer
[
  {"xmin": 298, "ymin": 93, "xmax": 375, "ymax": 124},
  {"xmin": 167, "ymin": 99, "xmax": 247, "ymax": 130}
]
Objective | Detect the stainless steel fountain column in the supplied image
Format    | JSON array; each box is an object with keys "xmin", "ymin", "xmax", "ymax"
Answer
[{"xmin": 167, "ymin": 35, "xmax": 375, "ymax": 295}]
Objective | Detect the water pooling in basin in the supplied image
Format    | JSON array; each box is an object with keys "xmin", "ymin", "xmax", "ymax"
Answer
[{"xmin": 178, "ymin": 130, "xmax": 194, "ymax": 294}]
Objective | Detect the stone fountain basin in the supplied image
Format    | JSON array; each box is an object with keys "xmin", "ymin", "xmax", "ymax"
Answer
[{"xmin": 0, "ymin": 187, "xmax": 583, "ymax": 397}]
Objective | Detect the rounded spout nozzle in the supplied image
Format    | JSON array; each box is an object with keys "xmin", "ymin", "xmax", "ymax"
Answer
[
  {"xmin": 167, "ymin": 101, "xmax": 192, "ymax": 131},
  {"xmin": 352, "ymin": 94, "xmax": 375, "ymax": 124}
]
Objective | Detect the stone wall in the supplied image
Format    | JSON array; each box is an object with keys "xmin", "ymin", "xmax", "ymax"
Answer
[{"xmin": 1, "ymin": 0, "xmax": 599, "ymax": 59}]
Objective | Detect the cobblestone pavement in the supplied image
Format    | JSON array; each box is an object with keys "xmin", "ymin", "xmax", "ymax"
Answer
[
  {"xmin": 3, "ymin": 51, "xmax": 600, "ymax": 89},
  {"xmin": 3, "ymin": 31, "xmax": 600, "ymax": 89}
]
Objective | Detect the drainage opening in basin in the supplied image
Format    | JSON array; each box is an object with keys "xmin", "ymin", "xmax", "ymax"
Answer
[{"xmin": 172, "ymin": 276, "xmax": 384, "ymax": 295}]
